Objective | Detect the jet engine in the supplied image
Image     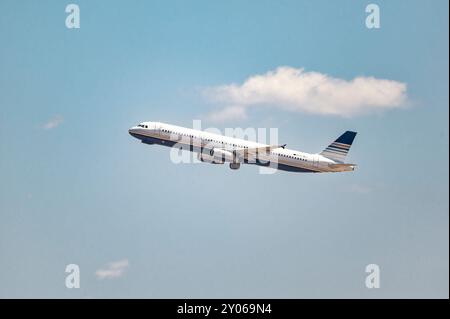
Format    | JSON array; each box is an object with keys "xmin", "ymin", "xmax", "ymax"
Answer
[
  {"xmin": 208, "ymin": 148, "xmax": 234, "ymax": 162},
  {"xmin": 197, "ymin": 152, "xmax": 224, "ymax": 164},
  {"xmin": 199, "ymin": 148, "xmax": 241, "ymax": 168}
]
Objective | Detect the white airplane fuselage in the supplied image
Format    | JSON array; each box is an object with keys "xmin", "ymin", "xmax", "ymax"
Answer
[{"xmin": 128, "ymin": 122, "xmax": 357, "ymax": 173}]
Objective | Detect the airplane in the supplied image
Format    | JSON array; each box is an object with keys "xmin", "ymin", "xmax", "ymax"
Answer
[{"xmin": 128, "ymin": 121, "xmax": 357, "ymax": 173}]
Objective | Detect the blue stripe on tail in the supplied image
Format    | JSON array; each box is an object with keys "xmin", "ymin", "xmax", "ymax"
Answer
[{"xmin": 335, "ymin": 131, "xmax": 357, "ymax": 145}]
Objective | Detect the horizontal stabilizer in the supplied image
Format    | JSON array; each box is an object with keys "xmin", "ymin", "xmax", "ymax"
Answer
[
  {"xmin": 328, "ymin": 163, "xmax": 357, "ymax": 169},
  {"xmin": 328, "ymin": 163, "xmax": 357, "ymax": 171}
]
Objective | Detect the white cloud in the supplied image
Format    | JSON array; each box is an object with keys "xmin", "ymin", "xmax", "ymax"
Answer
[
  {"xmin": 204, "ymin": 67, "xmax": 407, "ymax": 121},
  {"xmin": 42, "ymin": 115, "xmax": 64, "ymax": 130},
  {"xmin": 95, "ymin": 259, "xmax": 129, "ymax": 280},
  {"xmin": 206, "ymin": 105, "xmax": 247, "ymax": 122}
]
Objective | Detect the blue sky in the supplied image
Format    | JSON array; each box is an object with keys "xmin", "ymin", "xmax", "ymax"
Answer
[{"xmin": 0, "ymin": 0, "xmax": 448, "ymax": 298}]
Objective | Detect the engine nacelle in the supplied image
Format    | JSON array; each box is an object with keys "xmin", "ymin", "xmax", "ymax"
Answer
[
  {"xmin": 208, "ymin": 148, "xmax": 234, "ymax": 163},
  {"xmin": 197, "ymin": 153, "xmax": 224, "ymax": 164}
]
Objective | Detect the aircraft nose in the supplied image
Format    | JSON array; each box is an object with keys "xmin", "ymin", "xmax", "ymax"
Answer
[{"xmin": 128, "ymin": 127, "xmax": 138, "ymax": 137}]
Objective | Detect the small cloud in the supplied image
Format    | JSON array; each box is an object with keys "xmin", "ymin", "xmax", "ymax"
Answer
[
  {"xmin": 42, "ymin": 115, "xmax": 64, "ymax": 130},
  {"xmin": 95, "ymin": 259, "xmax": 129, "ymax": 280},
  {"xmin": 204, "ymin": 67, "xmax": 408, "ymax": 122},
  {"xmin": 206, "ymin": 105, "xmax": 247, "ymax": 123}
]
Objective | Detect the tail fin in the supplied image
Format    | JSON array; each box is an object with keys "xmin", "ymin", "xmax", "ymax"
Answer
[{"xmin": 320, "ymin": 131, "xmax": 357, "ymax": 163}]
